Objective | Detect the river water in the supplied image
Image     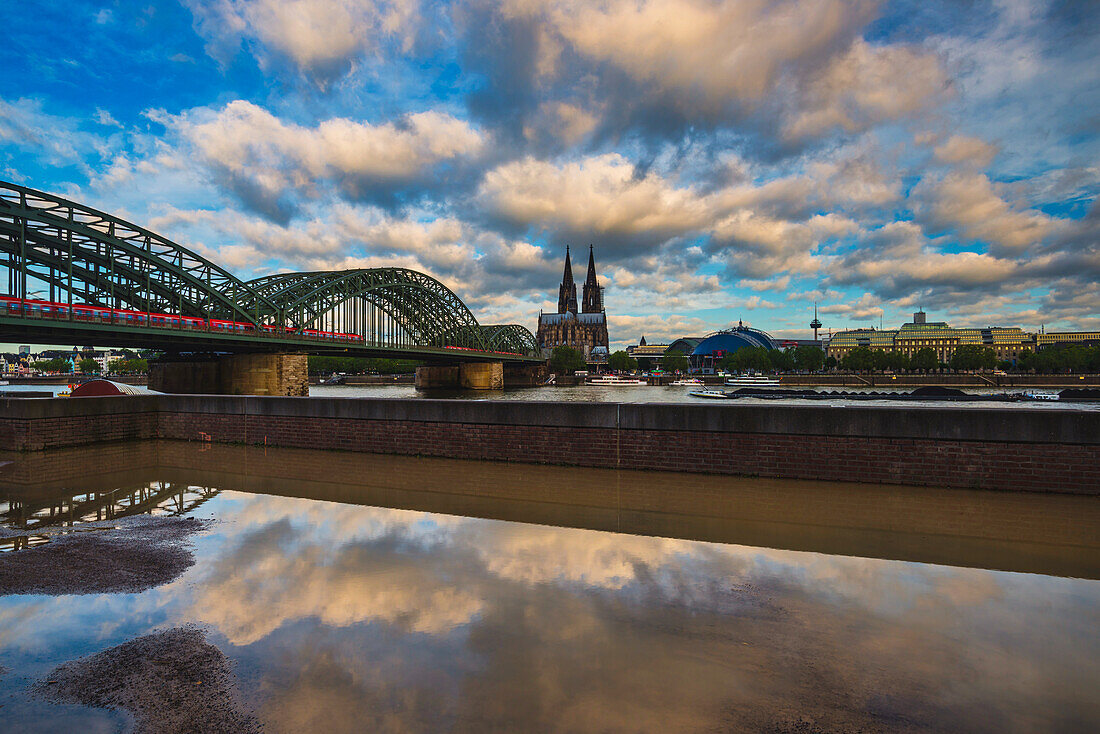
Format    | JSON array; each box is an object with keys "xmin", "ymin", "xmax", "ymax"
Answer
[
  {"xmin": 3, "ymin": 381, "xmax": 1096, "ymax": 410},
  {"xmin": 311, "ymin": 383, "xmax": 1098, "ymax": 409},
  {"xmin": 1, "ymin": 441, "xmax": 1098, "ymax": 732}
]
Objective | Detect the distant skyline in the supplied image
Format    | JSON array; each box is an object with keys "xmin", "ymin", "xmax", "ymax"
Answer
[{"xmin": 1, "ymin": 0, "xmax": 1098, "ymax": 349}]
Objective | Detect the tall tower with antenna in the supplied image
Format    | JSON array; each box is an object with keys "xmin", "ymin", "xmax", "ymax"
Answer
[{"xmin": 810, "ymin": 302, "xmax": 822, "ymax": 342}]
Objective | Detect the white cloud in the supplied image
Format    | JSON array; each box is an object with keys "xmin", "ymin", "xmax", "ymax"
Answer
[
  {"xmin": 500, "ymin": 0, "xmax": 877, "ymax": 110},
  {"xmin": 0, "ymin": 97, "xmax": 108, "ymax": 172},
  {"xmin": 712, "ymin": 211, "xmax": 858, "ymax": 278},
  {"xmin": 784, "ymin": 39, "xmax": 948, "ymax": 140},
  {"xmin": 477, "ymin": 153, "xmax": 711, "ymax": 238},
  {"xmin": 186, "ymin": 0, "xmax": 420, "ymax": 79},
  {"xmin": 913, "ymin": 171, "xmax": 1059, "ymax": 254},
  {"xmin": 933, "ymin": 135, "xmax": 998, "ymax": 168},
  {"xmin": 94, "ymin": 108, "xmax": 122, "ymax": 128},
  {"xmin": 152, "ymin": 101, "xmax": 485, "ymax": 214}
]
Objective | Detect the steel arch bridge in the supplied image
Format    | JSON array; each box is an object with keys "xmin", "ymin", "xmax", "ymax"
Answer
[{"xmin": 0, "ymin": 181, "xmax": 539, "ymax": 361}]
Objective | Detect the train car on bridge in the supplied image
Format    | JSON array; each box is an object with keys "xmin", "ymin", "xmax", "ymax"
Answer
[{"xmin": 0, "ymin": 295, "xmax": 359, "ymax": 345}]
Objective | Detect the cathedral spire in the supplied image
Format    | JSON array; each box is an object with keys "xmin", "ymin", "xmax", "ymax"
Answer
[
  {"xmin": 581, "ymin": 244, "xmax": 603, "ymax": 313},
  {"xmin": 557, "ymin": 246, "xmax": 578, "ymax": 313}
]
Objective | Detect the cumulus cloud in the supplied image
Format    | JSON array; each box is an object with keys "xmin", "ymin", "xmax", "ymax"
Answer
[
  {"xmin": 186, "ymin": 0, "xmax": 420, "ymax": 81},
  {"xmin": 783, "ymin": 39, "xmax": 948, "ymax": 140},
  {"xmin": 498, "ymin": 0, "xmax": 876, "ymax": 108},
  {"xmin": 711, "ymin": 211, "xmax": 858, "ymax": 278},
  {"xmin": 477, "ymin": 153, "xmax": 711, "ymax": 242},
  {"xmin": 933, "ymin": 134, "xmax": 998, "ymax": 168},
  {"xmin": 913, "ymin": 171, "xmax": 1059, "ymax": 254},
  {"xmin": 152, "ymin": 100, "xmax": 485, "ymax": 219}
]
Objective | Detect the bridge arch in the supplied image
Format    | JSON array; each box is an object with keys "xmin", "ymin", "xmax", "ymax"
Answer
[
  {"xmin": 249, "ymin": 269, "xmax": 510, "ymax": 351},
  {"xmin": 0, "ymin": 181, "xmax": 278, "ymax": 324}
]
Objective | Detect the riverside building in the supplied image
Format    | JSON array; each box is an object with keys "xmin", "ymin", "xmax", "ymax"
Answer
[
  {"xmin": 536, "ymin": 246, "xmax": 610, "ymax": 359},
  {"xmin": 626, "ymin": 336, "xmax": 670, "ymax": 366},
  {"xmin": 826, "ymin": 310, "xmax": 1100, "ymax": 364}
]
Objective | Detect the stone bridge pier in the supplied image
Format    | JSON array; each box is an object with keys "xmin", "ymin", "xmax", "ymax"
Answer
[
  {"xmin": 149, "ymin": 353, "xmax": 308, "ymax": 396},
  {"xmin": 415, "ymin": 362, "xmax": 548, "ymax": 390},
  {"xmin": 415, "ymin": 362, "xmax": 501, "ymax": 390}
]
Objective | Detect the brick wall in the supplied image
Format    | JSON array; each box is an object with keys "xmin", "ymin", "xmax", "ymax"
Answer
[{"xmin": 1, "ymin": 396, "xmax": 1097, "ymax": 493}]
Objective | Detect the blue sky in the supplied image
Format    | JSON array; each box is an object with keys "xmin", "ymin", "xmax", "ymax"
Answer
[{"xmin": 2, "ymin": 0, "xmax": 1098, "ymax": 347}]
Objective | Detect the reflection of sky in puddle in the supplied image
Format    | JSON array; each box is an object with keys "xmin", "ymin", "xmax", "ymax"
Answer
[{"xmin": 2, "ymin": 489, "xmax": 1100, "ymax": 732}]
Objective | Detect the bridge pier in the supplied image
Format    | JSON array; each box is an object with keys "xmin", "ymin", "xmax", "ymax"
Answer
[
  {"xmin": 503, "ymin": 362, "xmax": 550, "ymax": 387},
  {"xmin": 149, "ymin": 353, "xmax": 308, "ymax": 396},
  {"xmin": 415, "ymin": 362, "xmax": 505, "ymax": 390}
]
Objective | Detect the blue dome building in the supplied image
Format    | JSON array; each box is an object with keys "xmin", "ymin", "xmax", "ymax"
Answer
[{"xmin": 690, "ymin": 321, "xmax": 777, "ymax": 372}]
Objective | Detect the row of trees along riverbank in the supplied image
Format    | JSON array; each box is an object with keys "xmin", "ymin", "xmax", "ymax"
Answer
[
  {"xmin": 835, "ymin": 344, "xmax": 1100, "ymax": 374},
  {"xmin": 550, "ymin": 343, "xmax": 1100, "ymax": 375},
  {"xmin": 29, "ymin": 350, "xmax": 151, "ymax": 375},
  {"xmin": 307, "ymin": 356, "xmax": 422, "ymax": 374}
]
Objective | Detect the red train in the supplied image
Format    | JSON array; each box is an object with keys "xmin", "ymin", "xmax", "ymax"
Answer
[
  {"xmin": 0, "ymin": 295, "xmax": 359, "ymax": 343},
  {"xmin": 0, "ymin": 295, "xmax": 520, "ymax": 353}
]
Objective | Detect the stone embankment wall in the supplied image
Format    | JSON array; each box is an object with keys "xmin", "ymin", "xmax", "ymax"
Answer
[{"xmin": 1, "ymin": 396, "xmax": 1097, "ymax": 493}]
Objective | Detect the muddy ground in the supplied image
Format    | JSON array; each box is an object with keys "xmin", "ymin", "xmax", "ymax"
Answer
[
  {"xmin": 33, "ymin": 627, "xmax": 260, "ymax": 734},
  {"xmin": 0, "ymin": 515, "xmax": 207, "ymax": 595}
]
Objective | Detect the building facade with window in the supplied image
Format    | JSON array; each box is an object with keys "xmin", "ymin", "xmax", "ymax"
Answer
[{"xmin": 825, "ymin": 310, "xmax": 1099, "ymax": 364}]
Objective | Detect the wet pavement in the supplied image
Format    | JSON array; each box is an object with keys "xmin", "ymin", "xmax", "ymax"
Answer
[{"xmin": 1, "ymin": 440, "xmax": 1098, "ymax": 732}]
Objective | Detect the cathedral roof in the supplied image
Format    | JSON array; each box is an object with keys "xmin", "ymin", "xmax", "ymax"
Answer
[{"xmin": 538, "ymin": 311, "xmax": 607, "ymax": 325}]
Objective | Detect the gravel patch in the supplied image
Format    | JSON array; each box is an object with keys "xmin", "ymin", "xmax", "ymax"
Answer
[
  {"xmin": 33, "ymin": 627, "xmax": 260, "ymax": 734},
  {"xmin": 0, "ymin": 516, "xmax": 207, "ymax": 595}
]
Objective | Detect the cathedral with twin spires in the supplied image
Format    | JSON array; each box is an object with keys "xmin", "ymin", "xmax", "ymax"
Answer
[{"xmin": 536, "ymin": 245, "xmax": 610, "ymax": 359}]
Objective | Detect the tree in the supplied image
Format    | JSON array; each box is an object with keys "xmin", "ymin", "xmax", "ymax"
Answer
[
  {"xmin": 549, "ymin": 346, "xmax": 587, "ymax": 375},
  {"xmin": 307, "ymin": 356, "xmax": 421, "ymax": 374},
  {"xmin": 910, "ymin": 348, "xmax": 938, "ymax": 372},
  {"xmin": 78, "ymin": 358, "xmax": 100, "ymax": 374},
  {"xmin": 768, "ymin": 348, "xmax": 795, "ymax": 372},
  {"xmin": 108, "ymin": 358, "xmax": 149, "ymax": 374},
  {"xmin": 824, "ymin": 356, "xmax": 838, "ymax": 371},
  {"xmin": 840, "ymin": 347, "xmax": 874, "ymax": 372},
  {"xmin": 636, "ymin": 357, "xmax": 654, "ymax": 371},
  {"xmin": 662, "ymin": 351, "xmax": 689, "ymax": 373},
  {"xmin": 793, "ymin": 345, "xmax": 825, "ymax": 372},
  {"xmin": 950, "ymin": 345, "xmax": 996, "ymax": 371},
  {"xmin": 721, "ymin": 346, "xmax": 770, "ymax": 372},
  {"xmin": 30, "ymin": 358, "xmax": 70, "ymax": 373},
  {"xmin": 607, "ymin": 350, "xmax": 638, "ymax": 373},
  {"xmin": 871, "ymin": 349, "xmax": 891, "ymax": 372},
  {"xmin": 883, "ymin": 350, "xmax": 909, "ymax": 372}
]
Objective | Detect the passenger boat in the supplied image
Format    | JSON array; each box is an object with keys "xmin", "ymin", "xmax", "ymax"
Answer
[
  {"xmin": 724, "ymin": 373, "xmax": 780, "ymax": 387},
  {"xmin": 587, "ymin": 374, "xmax": 647, "ymax": 385},
  {"xmin": 670, "ymin": 378, "xmax": 705, "ymax": 386}
]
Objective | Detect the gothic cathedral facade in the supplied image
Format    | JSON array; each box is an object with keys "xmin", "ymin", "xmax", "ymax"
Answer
[{"xmin": 536, "ymin": 246, "xmax": 610, "ymax": 359}]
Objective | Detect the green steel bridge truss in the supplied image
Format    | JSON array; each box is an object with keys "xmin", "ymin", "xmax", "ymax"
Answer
[{"xmin": 0, "ymin": 181, "xmax": 538, "ymax": 357}]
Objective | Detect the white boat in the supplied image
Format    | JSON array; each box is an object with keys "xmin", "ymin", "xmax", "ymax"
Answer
[
  {"xmin": 670, "ymin": 378, "xmax": 705, "ymax": 386},
  {"xmin": 724, "ymin": 373, "xmax": 780, "ymax": 386},
  {"xmin": 587, "ymin": 375, "xmax": 647, "ymax": 385},
  {"xmin": 689, "ymin": 389, "xmax": 729, "ymax": 399}
]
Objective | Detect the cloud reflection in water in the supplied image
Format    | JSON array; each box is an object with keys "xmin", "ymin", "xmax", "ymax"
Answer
[{"xmin": 171, "ymin": 492, "xmax": 1100, "ymax": 733}]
